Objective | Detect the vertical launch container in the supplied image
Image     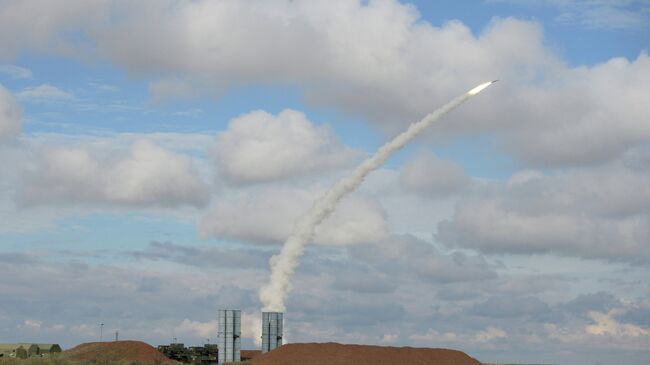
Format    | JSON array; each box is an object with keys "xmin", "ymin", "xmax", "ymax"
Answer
[
  {"xmin": 261, "ymin": 312, "xmax": 283, "ymax": 353},
  {"xmin": 217, "ymin": 309, "xmax": 241, "ymax": 363}
]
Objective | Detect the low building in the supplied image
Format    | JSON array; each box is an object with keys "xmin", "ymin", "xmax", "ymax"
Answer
[
  {"xmin": 37, "ymin": 344, "xmax": 62, "ymax": 355},
  {"xmin": 18, "ymin": 344, "xmax": 40, "ymax": 357},
  {"xmin": 0, "ymin": 344, "xmax": 28, "ymax": 359},
  {"xmin": 0, "ymin": 343, "xmax": 62, "ymax": 358}
]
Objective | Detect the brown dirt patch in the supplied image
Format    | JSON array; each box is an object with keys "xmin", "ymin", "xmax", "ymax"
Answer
[
  {"xmin": 241, "ymin": 350, "xmax": 262, "ymax": 361},
  {"xmin": 63, "ymin": 341, "xmax": 176, "ymax": 365},
  {"xmin": 250, "ymin": 342, "xmax": 481, "ymax": 365}
]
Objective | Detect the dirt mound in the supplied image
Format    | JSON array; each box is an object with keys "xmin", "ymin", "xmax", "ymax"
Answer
[
  {"xmin": 63, "ymin": 341, "xmax": 176, "ymax": 364},
  {"xmin": 250, "ymin": 342, "xmax": 481, "ymax": 365},
  {"xmin": 241, "ymin": 350, "xmax": 262, "ymax": 361}
]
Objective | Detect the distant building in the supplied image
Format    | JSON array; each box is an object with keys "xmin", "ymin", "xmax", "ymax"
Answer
[
  {"xmin": 0, "ymin": 344, "xmax": 28, "ymax": 359},
  {"xmin": 17, "ymin": 344, "xmax": 40, "ymax": 357},
  {"xmin": 36, "ymin": 344, "xmax": 62, "ymax": 355},
  {"xmin": 0, "ymin": 343, "xmax": 62, "ymax": 358}
]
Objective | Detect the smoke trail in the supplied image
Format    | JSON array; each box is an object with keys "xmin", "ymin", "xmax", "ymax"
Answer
[{"xmin": 260, "ymin": 81, "xmax": 496, "ymax": 311}]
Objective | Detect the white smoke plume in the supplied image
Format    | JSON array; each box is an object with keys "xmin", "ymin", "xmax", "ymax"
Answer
[{"xmin": 259, "ymin": 81, "xmax": 496, "ymax": 312}]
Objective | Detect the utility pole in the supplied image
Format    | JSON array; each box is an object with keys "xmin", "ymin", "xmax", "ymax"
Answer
[{"xmin": 100, "ymin": 323, "xmax": 104, "ymax": 342}]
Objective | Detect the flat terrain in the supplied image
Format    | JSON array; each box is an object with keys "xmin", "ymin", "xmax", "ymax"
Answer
[{"xmin": 251, "ymin": 342, "xmax": 481, "ymax": 365}]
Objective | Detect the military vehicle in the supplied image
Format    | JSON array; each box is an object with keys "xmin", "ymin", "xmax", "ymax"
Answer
[
  {"xmin": 158, "ymin": 343, "xmax": 191, "ymax": 363},
  {"xmin": 157, "ymin": 343, "xmax": 217, "ymax": 364},
  {"xmin": 188, "ymin": 345, "xmax": 218, "ymax": 365}
]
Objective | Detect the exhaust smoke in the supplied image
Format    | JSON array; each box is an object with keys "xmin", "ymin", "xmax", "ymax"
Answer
[{"xmin": 259, "ymin": 81, "xmax": 497, "ymax": 312}]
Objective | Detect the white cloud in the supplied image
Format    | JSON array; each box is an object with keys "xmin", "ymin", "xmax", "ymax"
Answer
[
  {"xmin": 0, "ymin": 84, "xmax": 21, "ymax": 140},
  {"xmin": 97, "ymin": 3, "xmax": 650, "ymax": 166},
  {"xmin": 149, "ymin": 78, "xmax": 201, "ymax": 103},
  {"xmin": 409, "ymin": 326, "xmax": 506, "ymax": 345},
  {"xmin": 489, "ymin": 0, "xmax": 650, "ymax": 30},
  {"xmin": 544, "ymin": 307, "xmax": 650, "ymax": 351},
  {"xmin": 22, "ymin": 319, "xmax": 42, "ymax": 328},
  {"xmin": 0, "ymin": 0, "xmax": 111, "ymax": 58},
  {"xmin": 503, "ymin": 53, "xmax": 650, "ymax": 166},
  {"xmin": 1, "ymin": 1, "xmax": 648, "ymax": 167},
  {"xmin": 0, "ymin": 64, "xmax": 33, "ymax": 79},
  {"xmin": 20, "ymin": 139, "xmax": 209, "ymax": 207},
  {"xmin": 212, "ymin": 109, "xmax": 360, "ymax": 184},
  {"xmin": 586, "ymin": 310, "xmax": 649, "ymax": 337},
  {"xmin": 242, "ymin": 312, "xmax": 262, "ymax": 346},
  {"xmin": 438, "ymin": 151, "xmax": 650, "ymax": 262},
  {"xmin": 175, "ymin": 319, "xmax": 217, "ymax": 339},
  {"xmin": 348, "ymin": 234, "xmax": 497, "ymax": 284},
  {"xmin": 409, "ymin": 328, "xmax": 460, "ymax": 342},
  {"xmin": 199, "ymin": 186, "xmax": 388, "ymax": 246},
  {"xmin": 69, "ymin": 324, "xmax": 96, "ymax": 337},
  {"xmin": 88, "ymin": 81, "xmax": 119, "ymax": 92},
  {"xmin": 17, "ymin": 84, "xmax": 73, "ymax": 101},
  {"xmin": 475, "ymin": 326, "xmax": 507, "ymax": 343},
  {"xmin": 400, "ymin": 152, "xmax": 469, "ymax": 196}
]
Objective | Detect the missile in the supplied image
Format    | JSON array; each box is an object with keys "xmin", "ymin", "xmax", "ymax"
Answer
[
  {"xmin": 260, "ymin": 79, "xmax": 499, "ymax": 312},
  {"xmin": 467, "ymin": 80, "xmax": 497, "ymax": 96}
]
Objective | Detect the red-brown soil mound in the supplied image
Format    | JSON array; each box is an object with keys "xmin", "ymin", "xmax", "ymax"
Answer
[
  {"xmin": 250, "ymin": 342, "xmax": 481, "ymax": 365},
  {"xmin": 63, "ymin": 341, "xmax": 176, "ymax": 364},
  {"xmin": 241, "ymin": 350, "xmax": 262, "ymax": 361}
]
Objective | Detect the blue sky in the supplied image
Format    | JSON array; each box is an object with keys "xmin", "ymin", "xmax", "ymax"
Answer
[{"xmin": 1, "ymin": 1, "xmax": 649, "ymax": 364}]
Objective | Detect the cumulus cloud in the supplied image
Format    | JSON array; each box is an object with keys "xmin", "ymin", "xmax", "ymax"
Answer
[
  {"xmin": 409, "ymin": 326, "xmax": 507, "ymax": 345},
  {"xmin": 89, "ymin": 2, "xmax": 650, "ymax": 167},
  {"xmin": 1, "ymin": 1, "xmax": 648, "ymax": 166},
  {"xmin": 438, "ymin": 152, "xmax": 650, "ymax": 263},
  {"xmin": 349, "ymin": 235, "xmax": 497, "ymax": 284},
  {"xmin": 470, "ymin": 296, "xmax": 553, "ymax": 319},
  {"xmin": 1, "ymin": 247, "xmax": 649, "ymax": 358},
  {"xmin": 199, "ymin": 186, "xmax": 387, "ymax": 246},
  {"xmin": 502, "ymin": 53, "xmax": 650, "ymax": 166},
  {"xmin": 0, "ymin": 252, "xmax": 266, "ymax": 348},
  {"xmin": 475, "ymin": 326, "xmax": 507, "ymax": 343},
  {"xmin": 331, "ymin": 272, "xmax": 398, "ymax": 294},
  {"xmin": 17, "ymin": 84, "xmax": 73, "ymax": 101},
  {"xmin": 545, "ymin": 306, "xmax": 650, "ymax": 351},
  {"xmin": 400, "ymin": 152, "xmax": 469, "ymax": 196},
  {"xmin": 174, "ymin": 319, "xmax": 218, "ymax": 339},
  {"xmin": 495, "ymin": 0, "xmax": 650, "ymax": 30},
  {"xmin": 0, "ymin": 64, "xmax": 33, "ymax": 79},
  {"xmin": 20, "ymin": 139, "xmax": 209, "ymax": 207},
  {"xmin": 0, "ymin": 84, "xmax": 21, "ymax": 140},
  {"xmin": 0, "ymin": 0, "xmax": 110, "ymax": 58},
  {"xmin": 586, "ymin": 310, "xmax": 649, "ymax": 337},
  {"xmin": 212, "ymin": 109, "xmax": 360, "ymax": 183},
  {"xmin": 128, "ymin": 241, "xmax": 270, "ymax": 269},
  {"xmin": 562, "ymin": 292, "xmax": 621, "ymax": 318}
]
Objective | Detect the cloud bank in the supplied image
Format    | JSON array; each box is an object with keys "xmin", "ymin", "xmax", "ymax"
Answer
[
  {"xmin": 20, "ymin": 139, "xmax": 209, "ymax": 208},
  {"xmin": 0, "ymin": 84, "xmax": 21, "ymax": 141}
]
